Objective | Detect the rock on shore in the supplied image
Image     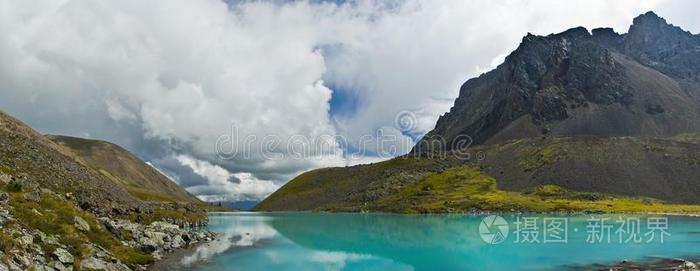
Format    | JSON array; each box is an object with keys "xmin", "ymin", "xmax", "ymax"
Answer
[
  {"xmin": 0, "ymin": 203, "xmax": 216, "ymax": 271},
  {"xmin": 574, "ymin": 257, "xmax": 700, "ymax": 271}
]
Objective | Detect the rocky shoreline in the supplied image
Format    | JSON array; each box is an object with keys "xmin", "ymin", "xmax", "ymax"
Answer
[
  {"xmin": 0, "ymin": 173, "xmax": 219, "ymax": 271},
  {"xmin": 0, "ymin": 203, "xmax": 217, "ymax": 271},
  {"xmin": 97, "ymin": 219, "xmax": 219, "ymax": 270},
  {"xmin": 571, "ymin": 257, "xmax": 699, "ymax": 271}
]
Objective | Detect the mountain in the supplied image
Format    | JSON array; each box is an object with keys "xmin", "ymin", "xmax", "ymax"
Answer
[
  {"xmin": 416, "ymin": 11, "xmax": 700, "ymax": 151},
  {"xmin": 255, "ymin": 135, "xmax": 700, "ymax": 212},
  {"xmin": 47, "ymin": 135, "xmax": 202, "ymax": 204},
  {"xmin": 0, "ymin": 110, "xmax": 206, "ymax": 219},
  {"xmin": 219, "ymin": 200, "xmax": 259, "ymax": 211},
  {"xmin": 0, "ymin": 111, "xmax": 143, "ymax": 214},
  {"xmin": 255, "ymin": 12, "xmax": 700, "ymax": 213},
  {"xmin": 0, "ymin": 110, "xmax": 218, "ymax": 269}
]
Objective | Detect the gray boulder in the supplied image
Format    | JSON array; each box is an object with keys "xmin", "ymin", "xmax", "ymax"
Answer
[
  {"xmin": 52, "ymin": 248, "xmax": 74, "ymax": 264},
  {"xmin": 33, "ymin": 255, "xmax": 46, "ymax": 264},
  {"xmin": 73, "ymin": 216, "xmax": 91, "ymax": 232},
  {"xmin": 50, "ymin": 261, "xmax": 72, "ymax": 271},
  {"xmin": 138, "ymin": 244, "xmax": 156, "ymax": 254},
  {"xmin": 12, "ymin": 253, "xmax": 30, "ymax": 266},
  {"xmin": 99, "ymin": 218, "xmax": 122, "ymax": 240},
  {"xmin": 78, "ymin": 257, "xmax": 130, "ymax": 271},
  {"xmin": 141, "ymin": 230, "xmax": 167, "ymax": 247},
  {"xmin": 171, "ymin": 235, "xmax": 184, "ymax": 249},
  {"xmin": 0, "ymin": 192, "xmax": 8, "ymax": 203},
  {"xmin": 681, "ymin": 261, "xmax": 697, "ymax": 269},
  {"xmin": 80, "ymin": 257, "xmax": 107, "ymax": 270},
  {"xmin": 29, "ymin": 264, "xmax": 53, "ymax": 271},
  {"xmin": 17, "ymin": 235, "xmax": 34, "ymax": 247},
  {"xmin": 149, "ymin": 221, "xmax": 179, "ymax": 232},
  {"xmin": 152, "ymin": 249, "xmax": 163, "ymax": 261},
  {"xmin": 40, "ymin": 234, "xmax": 60, "ymax": 246}
]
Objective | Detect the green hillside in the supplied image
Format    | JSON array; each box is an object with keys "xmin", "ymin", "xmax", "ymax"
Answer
[
  {"xmin": 255, "ymin": 136, "xmax": 700, "ymax": 213},
  {"xmin": 48, "ymin": 135, "xmax": 203, "ymax": 204}
]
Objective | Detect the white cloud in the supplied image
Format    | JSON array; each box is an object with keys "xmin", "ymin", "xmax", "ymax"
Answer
[
  {"xmin": 176, "ymin": 154, "xmax": 279, "ymax": 201},
  {"xmin": 0, "ymin": 0, "xmax": 697, "ymax": 201},
  {"xmin": 181, "ymin": 215, "xmax": 278, "ymax": 266},
  {"xmin": 309, "ymin": 251, "xmax": 375, "ymax": 270}
]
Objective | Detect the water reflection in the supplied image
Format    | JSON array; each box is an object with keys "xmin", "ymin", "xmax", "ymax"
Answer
[
  {"xmin": 174, "ymin": 212, "xmax": 700, "ymax": 271},
  {"xmin": 180, "ymin": 213, "xmax": 278, "ymax": 266},
  {"xmin": 266, "ymin": 212, "xmax": 482, "ymax": 270}
]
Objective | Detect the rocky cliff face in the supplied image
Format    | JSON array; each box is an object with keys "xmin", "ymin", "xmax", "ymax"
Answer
[{"xmin": 417, "ymin": 12, "xmax": 700, "ymax": 151}]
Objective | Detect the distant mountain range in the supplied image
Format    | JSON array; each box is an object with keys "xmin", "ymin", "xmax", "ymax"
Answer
[
  {"xmin": 220, "ymin": 200, "xmax": 260, "ymax": 211},
  {"xmin": 255, "ymin": 12, "xmax": 700, "ymax": 213}
]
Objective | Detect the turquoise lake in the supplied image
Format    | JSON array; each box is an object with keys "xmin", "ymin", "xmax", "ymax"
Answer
[{"xmin": 169, "ymin": 212, "xmax": 700, "ymax": 271}]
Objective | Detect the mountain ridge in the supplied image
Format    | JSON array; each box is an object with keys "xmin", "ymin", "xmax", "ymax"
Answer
[
  {"xmin": 256, "ymin": 11, "xmax": 700, "ymax": 213},
  {"xmin": 47, "ymin": 135, "xmax": 203, "ymax": 205},
  {"xmin": 0, "ymin": 110, "xmax": 207, "ymax": 220},
  {"xmin": 415, "ymin": 11, "xmax": 700, "ymax": 152},
  {"xmin": 0, "ymin": 109, "xmax": 223, "ymax": 269},
  {"xmin": 0, "ymin": 110, "xmax": 143, "ymax": 213},
  {"xmin": 255, "ymin": 135, "xmax": 700, "ymax": 212}
]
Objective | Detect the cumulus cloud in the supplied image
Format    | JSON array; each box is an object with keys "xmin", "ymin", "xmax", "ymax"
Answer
[
  {"xmin": 0, "ymin": 0, "xmax": 697, "ymax": 201},
  {"xmin": 175, "ymin": 154, "xmax": 280, "ymax": 201}
]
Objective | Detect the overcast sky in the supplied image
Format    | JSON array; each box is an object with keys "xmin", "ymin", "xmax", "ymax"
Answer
[{"xmin": 1, "ymin": 0, "xmax": 698, "ymax": 202}]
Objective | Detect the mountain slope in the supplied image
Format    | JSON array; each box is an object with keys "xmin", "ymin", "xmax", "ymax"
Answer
[
  {"xmin": 416, "ymin": 12, "xmax": 700, "ymax": 152},
  {"xmin": 0, "ymin": 112, "xmax": 218, "ymax": 270},
  {"xmin": 256, "ymin": 12, "xmax": 700, "ymax": 213},
  {"xmin": 47, "ymin": 135, "xmax": 202, "ymax": 204},
  {"xmin": 0, "ymin": 110, "xmax": 142, "ymax": 213},
  {"xmin": 255, "ymin": 135, "xmax": 700, "ymax": 212},
  {"xmin": 0, "ymin": 110, "xmax": 206, "ymax": 221}
]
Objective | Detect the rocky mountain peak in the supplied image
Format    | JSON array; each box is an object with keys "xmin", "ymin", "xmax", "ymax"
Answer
[
  {"xmin": 627, "ymin": 11, "xmax": 693, "ymax": 42},
  {"xmin": 416, "ymin": 11, "xmax": 700, "ymax": 152},
  {"xmin": 557, "ymin": 26, "xmax": 591, "ymax": 38},
  {"xmin": 623, "ymin": 12, "xmax": 700, "ymax": 82},
  {"xmin": 591, "ymin": 27, "xmax": 622, "ymax": 46},
  {"xmin": 631, "ymin": 11, "xmax": 667, "ymax": 29}
]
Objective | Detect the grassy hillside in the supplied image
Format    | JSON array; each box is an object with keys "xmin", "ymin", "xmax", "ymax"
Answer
[
  {"xmin": 0, "ymin": 110, "xmax": 209, "ymax": 222},
  {"xmin": 0, "ymin": 182, "xmax": 153, "ymax": 267},
  {"xmin": 0, "ymin": 111, "xmax": 142, "ymax": 213},
  {"xmin": 48, "ymin": 135, "xmax": 202, "ymax": 204},
  {"xmin": 474, "ymin": 136, "xmax": 700, "ymax": 204},
  {"xmin": 255, "ymin": 135, "xmax": 700, "ymax": 213}
]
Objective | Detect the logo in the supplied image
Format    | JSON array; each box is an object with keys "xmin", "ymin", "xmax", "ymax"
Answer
[
  {"xmin": 394, "ymin": 110, "xmax": 417, "ymax": 132},
  {"xmin": 479, "ymin": 215, "xmax": 509, "ymax": 244}
]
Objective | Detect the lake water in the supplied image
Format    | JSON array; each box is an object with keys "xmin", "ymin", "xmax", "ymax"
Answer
[{"xmin": 170, "ymin": 212, "xmax": 700, "ymax": 271}]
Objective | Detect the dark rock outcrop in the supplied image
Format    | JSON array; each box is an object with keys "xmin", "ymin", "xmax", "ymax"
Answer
[{"xmin": 415, "ymin": 11, "xmax": 700, "ymax": 152}]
